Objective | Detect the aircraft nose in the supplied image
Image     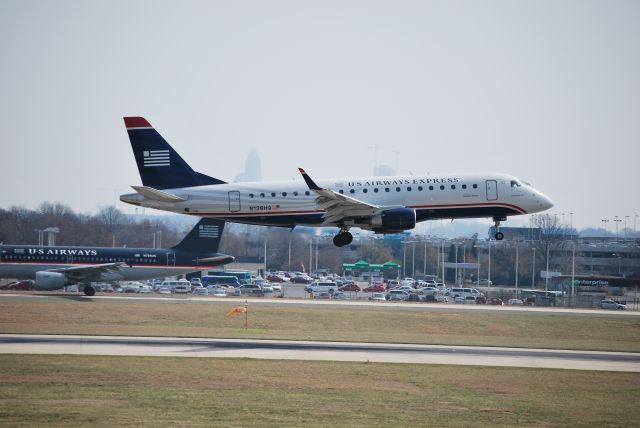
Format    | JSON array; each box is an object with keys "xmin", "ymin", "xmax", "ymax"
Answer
[{"xmin": 540, "ymin": 193, "xmax": 554, "ymax": 210}]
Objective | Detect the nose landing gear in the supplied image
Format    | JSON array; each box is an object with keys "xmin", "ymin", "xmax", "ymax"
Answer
[
  {"xmin": 333, "ymin": 228, "xmax": 353, "ymax": 247},
  {"xmin": 493, "ymin": 216, "xmax": 505, "ymax": 241}
]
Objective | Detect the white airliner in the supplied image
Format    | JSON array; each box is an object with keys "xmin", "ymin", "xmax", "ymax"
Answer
[{"xmin": 119, "ymin": 117, "xmax": 554, "ymax": 247}]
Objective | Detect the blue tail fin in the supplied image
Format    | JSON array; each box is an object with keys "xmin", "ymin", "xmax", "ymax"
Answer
[
  {"xmin": 171, "ymin": 218, "xmax": 226, "ymax": 254},
  {"xmin": 124, "ymin": 117, "xmax": 226, "ymax": 190}
]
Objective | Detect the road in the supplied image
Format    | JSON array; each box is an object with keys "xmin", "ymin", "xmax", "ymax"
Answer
[{"xmin": 1, "ymin": 334, "xmax": 639, "ymax": 372}]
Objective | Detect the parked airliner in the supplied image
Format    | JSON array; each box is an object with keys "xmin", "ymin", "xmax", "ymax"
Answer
[
  {"xmin": 119, "ymin": 117, "xmax": 554, "ymax": 247},
  {"xmin": 0, "ymin": 218, "xmax": 233, "ymax": 295}
]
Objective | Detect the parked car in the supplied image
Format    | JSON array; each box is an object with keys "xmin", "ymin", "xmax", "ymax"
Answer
[
  {"xmin": 363, "ymin": 284, "xmax": 385, "ymax": 293},
  {"xmin": 339, "ymin": 283, "xmax": 361, "ymax": 292},
  {"xmin": 473, "ymin": 279, "xmax": 493, "ymax": 286},
  {"xmin": 192, "ymin": 287, "xmax": 209, "ymax": 295},
  {"xmin": 138, "ymin": 284, "xmax": 152, "ymax": 293},
  {"xmin": 454, "ymin": 296, "xmax": 466, "ymax": 304},
  {"xmin": 395, "ymin": 285, "xmax": 415, "ymax": 293},
  {"xmin": 507, "ymin": 298, "xmax": 524, "ymax": 306},
  {"xmin": 158, "ymin": 287, "xmax": 172, "ymax": 294},
  {"xmin": 449, "ymin": 288, "xmax": 484, "ymax": 299},
  {"xmin": 419, "ymin": 287, "xmax": 438, "ymax": 296},
  {"xmin": 305, "ymin": 281, "xmax": 338, "ymax": 294},
  {"xmin": 475, "ymin": 295, "xmax": 487, "ymax": 304},
  {"xmin": 386, "ymin": 290, "xmax": 409, "ymax": 301},
  {"xmin": 601, "ymin": 299, "xmax": 627, "ymax": 310},
  {"xmin": 238, "ymin": 284, "xmax": 264, "ymax": 296},
  {"xmin": 190, "ymin": 278, "xmax": 203, "ymax": 287},
  {"xmin": 369, "ymin": 292, "xmax": 386, "ymax": 302},
  {"xmin": 400, "ymin": 278, "xmax": 415, "ymax": 287},
  {"xmin": 266, "ymin": 274, "xmax": 286, "ymax": 283},
  {"xmin": 1, "ymin": 280, "xmax": 35, "ymax": 290},
  {"xmin": 332, "ymin": 291, "xmax": 350, "ymax": 300},
  {"xmin": 173, "ymin": 283, "xmax": 191, "ymax": 294},
  {"xmin": 290, "ymin": 276, "xmax": 312, "ymax": 284},
  {"xmin": 406, "ymin": 293, "xmax": 421, "ymax": 302},
  {"xmin": 488, "ymin": 298, "xmax": 504, "ymax": 305}
]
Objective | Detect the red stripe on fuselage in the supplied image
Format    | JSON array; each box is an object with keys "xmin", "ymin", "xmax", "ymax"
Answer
[{"xmin": 190, "ymin": 202, "xmax": 527, "ymax": 217}]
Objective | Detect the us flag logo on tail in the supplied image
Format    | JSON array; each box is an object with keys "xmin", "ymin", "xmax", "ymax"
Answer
[
  {"xmin": 143, "ymin": 150, "xmax": 170, "ymax": 167},
  {"xmin": 199, "ymin": 224, "xmax": 219, "ymax": 239}
]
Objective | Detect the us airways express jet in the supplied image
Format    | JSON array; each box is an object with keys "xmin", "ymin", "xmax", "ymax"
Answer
[
  {"xmin": 0, "ymin": 219, "xmax": 234, "ymax": 295},
  {"xmin": 120, "ymin": 117, "xmax": 554, "ymax": 247}
]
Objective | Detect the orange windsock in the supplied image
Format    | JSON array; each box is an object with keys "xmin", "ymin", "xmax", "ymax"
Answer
[{"xmin": 226, "ymin": 306, "xmax": 247, "ymax": 317}]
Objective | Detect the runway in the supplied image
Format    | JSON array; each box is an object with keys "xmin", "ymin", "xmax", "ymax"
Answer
[{"xmin": 1, "ymin": 334, "xmax": 639, "ymax": 372}]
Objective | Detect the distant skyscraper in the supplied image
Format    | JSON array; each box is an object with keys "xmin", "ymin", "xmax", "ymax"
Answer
[
  {"xmin": 234, "ymin": 149, "xmax": 262, "ymax": 182},
  {"xmin": 374, "ymin": 164, "xmax": 396, "ymax": 176}
]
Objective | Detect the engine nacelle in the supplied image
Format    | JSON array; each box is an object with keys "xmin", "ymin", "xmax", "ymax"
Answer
[
  {"xmin": 372, "ymin": 208, "xmax": 417, "ymax": 233},
  {"xmin": 35, "ymin": 271, "xmax": 67, "ymax": 291}
]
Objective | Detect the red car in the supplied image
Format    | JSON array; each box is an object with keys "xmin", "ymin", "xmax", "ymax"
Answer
[
  {"xmin": 1, "ymin": 280, "xmax": 34, "ymax": 290},
  {"xmin": 339, "ymin": 283, "xmax": 361, "ymax": 292},
  {"xmin": 363, "ymin": 284, "xmax": 385, "ymax": 293},
  {"xmin": 266, "ymin": 274, "xmax": 285, "ymax": 283}
]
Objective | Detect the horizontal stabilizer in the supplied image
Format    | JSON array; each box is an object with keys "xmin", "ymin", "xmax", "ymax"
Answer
[
  {"xmin": 131, "ymin": 186, "xmax": 186, "ymax": 202},
  {"xmin": 195, "ymin": 255, "xmax": 235, "ymax": 264}
]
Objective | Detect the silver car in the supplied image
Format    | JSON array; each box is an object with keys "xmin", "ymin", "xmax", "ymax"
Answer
[{"xmin": 601, "ymin": 299, "xmax": 626, "ymax": 310}]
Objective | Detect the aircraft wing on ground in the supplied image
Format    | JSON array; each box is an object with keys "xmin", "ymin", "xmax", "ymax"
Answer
[
  {"xmin": 47, "ymin": 263, "xmax": 128, "ymax": 283},
  {"xmin": 298, "ymin": 168, "xmax": 402, "ymax": 226}
]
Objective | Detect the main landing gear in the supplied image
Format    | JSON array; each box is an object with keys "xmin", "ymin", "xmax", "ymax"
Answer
[
  {"xmin": 83, "ymin": 285, "xmax": 95, "ymax": 296},
  {"xmin": 333, "ymin": 228, "xmax": 353, "ymax": 247},
  {"xmin": 493, "ymin": 216, "xmax": 505, "ymax": 241}
]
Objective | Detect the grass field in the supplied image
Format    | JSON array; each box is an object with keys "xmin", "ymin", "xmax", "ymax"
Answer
[
  {"xmin": 0, "ymin": 354, "xmax": 638, "ymax": 427},
  {"xmin": 1, "ymin": 298, "xmax": 639, "ymax": 351}
]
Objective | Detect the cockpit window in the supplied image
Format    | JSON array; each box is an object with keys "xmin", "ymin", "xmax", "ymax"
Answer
[{"xmin": 510, "ymin": 180, "xmax": 522, "ymax": 188}]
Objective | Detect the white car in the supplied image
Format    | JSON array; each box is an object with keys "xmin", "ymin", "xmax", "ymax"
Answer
[
  {"xmin": 332, "ymin": 292, "xmax": 350, "ymax": 300},
  {"xmin": 369, "ymin": 292, "xmax": 386, "ymax": 302},
  {"xmin": 601, "ymin": 299, "xmax": 627, "ymax": 310},
  {"xmin": 386, "ymin": 290, "xmax": 409, "ymax": 301},
  {"xmin": 508, "ymin": 298, "xmax": 524, "ymax": 306},
  {"xmin": 192, "ymin": 288, "xmax": 209, "ymax": 296}
]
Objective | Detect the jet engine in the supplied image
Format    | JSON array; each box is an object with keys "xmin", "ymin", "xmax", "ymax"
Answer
[
  {"xmin": 35, "ymin": 271, "xmax": 67, "ymax": 291},
  {"xmin": 371, "ymin": 208, "xmax": 416, "ymax": 233}
]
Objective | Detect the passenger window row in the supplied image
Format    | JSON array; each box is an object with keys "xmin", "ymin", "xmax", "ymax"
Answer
[{"xmin": 248, "ymin": 184, "xmax": 479, "ymax": 198}]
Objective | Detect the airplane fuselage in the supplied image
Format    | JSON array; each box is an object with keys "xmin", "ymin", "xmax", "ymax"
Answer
[
  {"xmin": 121, "ymin": 172, "xmax": 553, "ymax": 229},
  {"xmin": 0, "ymin": 245, "xmax": 231, "ymax": 283}
]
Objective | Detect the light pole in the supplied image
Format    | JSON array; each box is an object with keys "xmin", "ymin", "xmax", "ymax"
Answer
[
  {"xmin": 545, "ymin": 244, "xmax": 550, "ymax": 294},
  {"xmin": 625, "ymin": 216, "xmax": 630, "ymax": 242},
  {"xmin": 423, "ymin": 240, "xmax": 427, "ymax": 277},
  {"xmin": 601, "ymin": 219, "xmax": 609, "ymax": 239},
  {"xmin": 532, "ymin": 247, "xmax": 536, "ymax": 288},
  {"xmin": 288, "ymin": 240, "xmax": 291, "ymax": 271},
  {"xmin": 402, "ymin": 241, "xmax": 407, "ymax": 277},
  {"xmin": 571, "ymin": 241, "xmax": 576, "ymax": 302},
  {"xmin": 454, "ymin": 243, "xmax": 459, "ymax": 285},
  {"xmin": 487, "ymin": 243, "xmax": 491, "ymax": 293},
  {"xmin": 614, "ymin": 216, "xmax": 622, "ymax": 242},
  {"xmin": 570, "ymin": 212, "xmax": 574, "ymax": 230},
  {"xmin": 412, "ymin": 241, "xmax": 416, "ymax": 278},
  {"xmin": 441, "ymin": 239, "xmax": 446, "ymax": 283},
  {"xmin": 515, "ymin": 244, "xmax": 519, "ymax": 298}
]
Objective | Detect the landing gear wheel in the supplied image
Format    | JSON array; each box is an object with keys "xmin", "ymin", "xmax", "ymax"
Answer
[
  {"xmin": 333, "ymin": 231, "xmax": 353, "ymax": 247},
  {"xmin": 83, "ymin": 285, "xmax": 95, "ymax": 296},
  {"xmin": 492, "ymin": 216, "xmax": 505, "ymax": 241}
]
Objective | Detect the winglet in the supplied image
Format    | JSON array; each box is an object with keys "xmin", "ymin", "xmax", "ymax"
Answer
[{"xmin": 298, "ymin": 168, "xmax": 321, "ymax": 191}]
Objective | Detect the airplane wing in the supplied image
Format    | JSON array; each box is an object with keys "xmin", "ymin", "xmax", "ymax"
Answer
[
  {"xmin": 298, "ymin": 168, "xmax": 400, "ymax": 226},
  {"xmin": 47, "ymin": 263, "xmax": 128, "ymax": 283}
]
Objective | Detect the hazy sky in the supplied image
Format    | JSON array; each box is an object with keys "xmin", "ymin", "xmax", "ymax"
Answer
[{"xmin": 1, "ymin": 0, "xmax": 638, "ymax": 231}]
